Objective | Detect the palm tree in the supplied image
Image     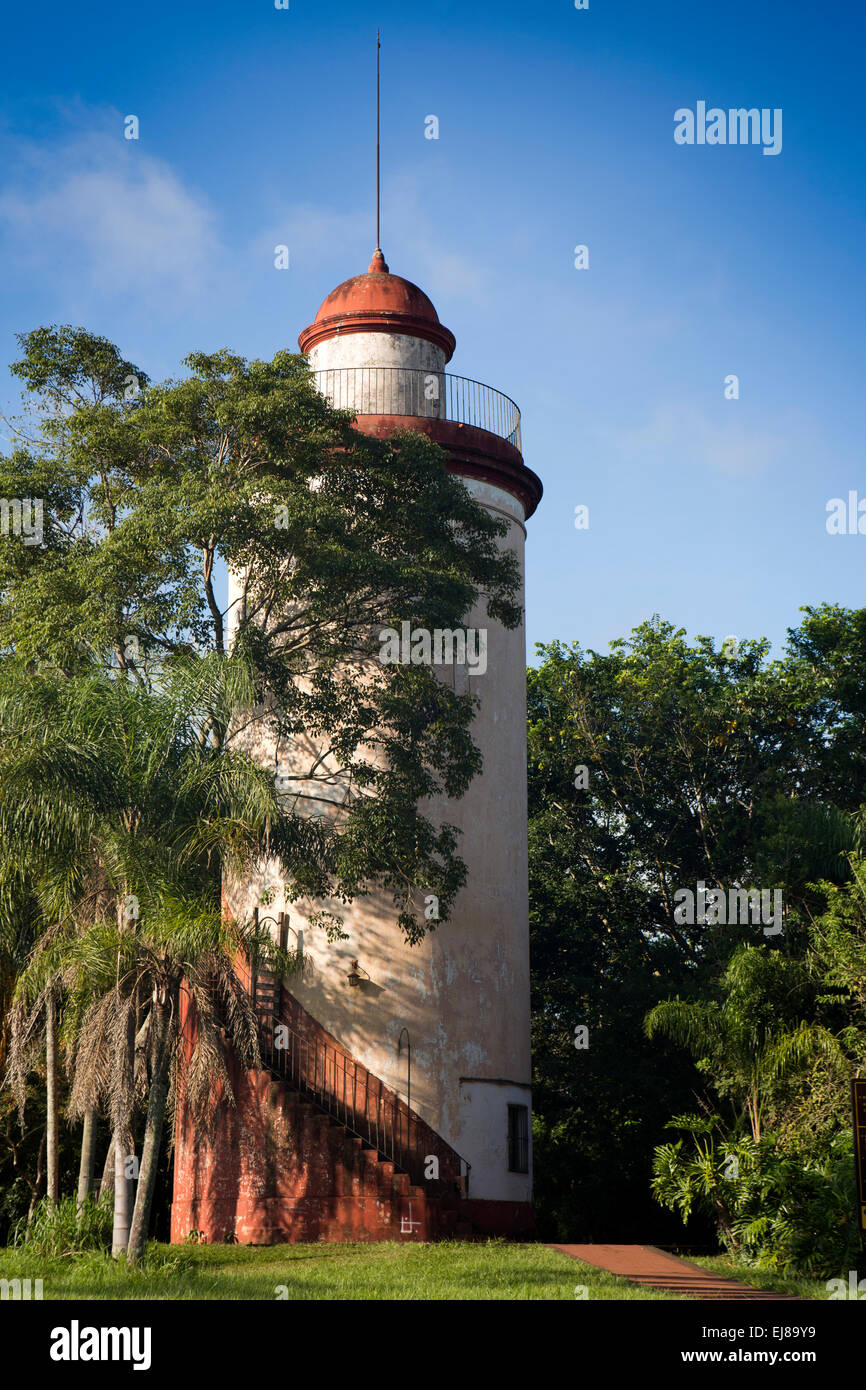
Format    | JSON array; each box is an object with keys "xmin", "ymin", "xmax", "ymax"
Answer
[
  {"xmin": 4, "ymin": 933, "xmax": 66, "ymax": 1212},
  {"xmin": 0, "ymin": 653, "xmax": 299, "ymax": 1262},
  {"xmin": 76, "ymin": 1107, "xmax": 98, "ymax": 1211},
  {"xmin": 645, "ymin": 945, "xmax": 845, "ymax": 1141},
  {"xmin": 0, "ymin": 870, "xmax": 52, "ymax": 1216}
]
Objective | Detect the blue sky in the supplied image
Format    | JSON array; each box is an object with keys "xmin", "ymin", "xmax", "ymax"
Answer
[{"xmin": 1, "ymin": 0, "xmax": 864, "ymax": 663}]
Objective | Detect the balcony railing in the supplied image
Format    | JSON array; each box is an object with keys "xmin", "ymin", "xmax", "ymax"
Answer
[{"xmin": 313, "ymin": 366, "xmax": 521, "ymax": 453}]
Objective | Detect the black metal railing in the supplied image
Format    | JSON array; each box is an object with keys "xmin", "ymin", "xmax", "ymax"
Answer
[
  {"xmin": 253, "ymin": 984, "xmax": 470, "ymax": 1196},
  {"xmin": 313, "ymin": 366, "xmax": 521, "ymax": 453}
]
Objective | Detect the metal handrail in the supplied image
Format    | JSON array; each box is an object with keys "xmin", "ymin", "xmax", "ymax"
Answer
[
  {"xmin": 312, "ymin": 366, "xmax": 521, "ymax": 453},
  {"xmin": 253, "ymin": 988, "xmax": 470, "ymax": 1196}
]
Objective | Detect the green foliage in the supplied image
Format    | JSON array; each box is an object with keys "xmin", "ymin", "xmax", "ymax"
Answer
[
  {"xmin": 528, "ymin": 610, "xmax": 866, "ymax": 1254},
  {"xmin": 0, "ymin": 654, "xmax": 313, "ymax": 1263},
  {"xmin": 645, "ymin": 944, "xmax": 845, "ymax": 1141},
  {"xmin": 0, "ymin": 1069, "xmax": 80, "ymax": 1245},
  {"xmin": 12, "ymin": 1191, "xmax": 113, "ymax": 1257},
  {"xmin": 644, "ymin": 862, "xmax": 866, "ymax": 1274},
  {"xmin": 0, "ymin": 323, "xmax": 525, "ymax": 1253},
  {"xmin": 651, "ymin": 1120, "xmax": 859, "ymax": 1277},
  {"xmin": 0, "ymin": 327, "xmax": 522, "ymax": 942}
]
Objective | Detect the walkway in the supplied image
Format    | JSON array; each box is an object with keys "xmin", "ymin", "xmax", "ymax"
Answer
[{"xmin": 548, "ymin": 1243, "xmax": 805, "ymax": 1300}]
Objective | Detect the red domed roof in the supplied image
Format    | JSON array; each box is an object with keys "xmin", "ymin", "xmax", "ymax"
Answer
[{"xmin": 298, "ymin": 250, "xmax": 456, "ymax": 360}]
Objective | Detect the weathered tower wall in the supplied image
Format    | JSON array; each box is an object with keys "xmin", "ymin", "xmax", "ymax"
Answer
[{"xmin": 225, "ymin": 471, "xmax": 532, "ymax": 1210}]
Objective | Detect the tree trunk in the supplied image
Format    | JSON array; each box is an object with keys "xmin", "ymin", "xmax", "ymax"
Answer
[
  {"xmin": 76, "ymin": 1107, "xmax": 98, "ymax": 1213},
  {"xmin": 112, "ymin": 1135, "xmax": 134, "ymax": 1256},
  {"xmin": 111, "ymin": 1000, "xmax": 137, "ymax": 1258},
  {"xmin": 126, "ymin": 990, "xmax": 174, "ymax": 1266},
  {"xmin": 45, "ymin": 989, "xmax": 59, "ymax": 1205},
  {"xmin": 99, "ymin": 1134, "xmax": 116, "ymax": 1199},
  {"xmin": 26, "ymin": 1128, "xmax": 47, "ymax": 1225},
  {"xmin": 749, "ymin": 1086, "xmax": 761, "ymax": 1143},
  {"xmin": 713, "ymin": 1195, "xmax": 740, "ymax": 1252}
]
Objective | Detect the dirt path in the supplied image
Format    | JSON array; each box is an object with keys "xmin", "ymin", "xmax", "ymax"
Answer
[{"xmin": 548, "ymin": 1243, "xmax": 806, "ymax": 1300}]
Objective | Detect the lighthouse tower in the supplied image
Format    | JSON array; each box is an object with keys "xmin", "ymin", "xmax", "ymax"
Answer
[{"xmin": 171, "ymin": 250, "xmax": 542, "ymax": 1242}]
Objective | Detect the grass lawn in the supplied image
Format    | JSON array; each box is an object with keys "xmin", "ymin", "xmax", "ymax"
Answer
[
  {"xmin": 687, "ymin": 1254, "xmax": 831, "ymax": 1301},
  {"xmin": 0, "ymin": 1239, "xmax": 686, "ymax": 1301}
]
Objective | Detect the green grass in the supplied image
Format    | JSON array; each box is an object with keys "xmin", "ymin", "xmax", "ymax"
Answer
[
  {"xmin": 687, "ymin": 1254, "xmax": 832, "ymax": 1301},
  {"xmin": 0, "ymin": 1239, "xmax": 686, "ymax": 1301}
]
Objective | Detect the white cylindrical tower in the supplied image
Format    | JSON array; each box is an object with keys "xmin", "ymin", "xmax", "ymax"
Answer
[{"xmin": 223, "ymin": 249, "xmax": 542, "ymax": 1235}]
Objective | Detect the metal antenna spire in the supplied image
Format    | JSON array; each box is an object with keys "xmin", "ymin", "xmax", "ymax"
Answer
[{"xmin": 376, "ymin": 28, "xmax": 381, "ymax": 251}]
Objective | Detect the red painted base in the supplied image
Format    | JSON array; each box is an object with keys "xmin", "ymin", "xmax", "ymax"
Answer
[
  {"xmin": 461, "ymin": 1199, "xmax": 536, "ymax": 1238},
  {"xmin": 171, "ymin": 1058, "xmax": 533, "ymax": 1244}
]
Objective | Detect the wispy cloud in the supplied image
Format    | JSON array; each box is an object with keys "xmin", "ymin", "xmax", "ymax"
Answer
[
  {"xmin": 597, "ymin": 401, "xmax": 816, "ymax": 479},
  {"xmin": 263, "ymin": 170, "xmax": 494, "ymax": 306},
  {"xmin": 382, "ymin": 170, "xmax": 493, "ymax": 307},
  {"xmin": 252, "ymin": 203, "xmax": 370, "ymax": 271},
  {"xmin": 0, "ymin": 118, "xmax": 225, "ymax": 316},
  {"xmin": 0, "ymin": 111, "xmax": 490, "ymax": 344}
]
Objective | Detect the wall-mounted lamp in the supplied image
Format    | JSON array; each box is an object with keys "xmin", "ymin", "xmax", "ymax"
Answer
[{"xmin": 346, "ymin": 959, "xmax": 370, "ymax": 988}]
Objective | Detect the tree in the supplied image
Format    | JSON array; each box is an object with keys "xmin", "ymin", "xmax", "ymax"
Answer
[
  {"xmin": 0, "ymin": 323, "xmax": 523, "ymax": 1253},
  {"xmin": 76, "ymin": 1107, "xmax": 97, "ymax": 1213},
  {"xmin": 0, "ymin": 856, "xmax": 56, "ymax": 1231},
  {"xmin": 4, "ymin": 984, "xmax": 62, "ymax": 1211},
  {"xmin": 644, "ymin": 881, "xmax": 865, "ymax": 1270},
  {"xmin": 527, "ymin": 612, "xmax": 866, "ymax": 1240},
  {"xmin": 0, "ymin": 655, "xmax": 298, "ymax": 1262},
  {"xmin": 0, "ymin": 328, "xmax": 521, "ymax": 943},
  {"xmin": 645, "ymin": 946, "xmax": 843, "ymax": 1143}
]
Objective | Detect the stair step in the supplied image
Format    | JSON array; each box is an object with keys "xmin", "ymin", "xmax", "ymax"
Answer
[{"xmin": 256, "ymin": 998, "xmax": 468, "ymax": 1213}]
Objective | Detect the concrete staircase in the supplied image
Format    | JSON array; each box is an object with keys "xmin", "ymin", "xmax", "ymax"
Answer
[
  {"xmin": 171, "ymin": 954, "xmax": 475, "ymax": 1245},
  {"xmin": 248, "ymin": 970, "xmax": 473, "ymax": 1241}
]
